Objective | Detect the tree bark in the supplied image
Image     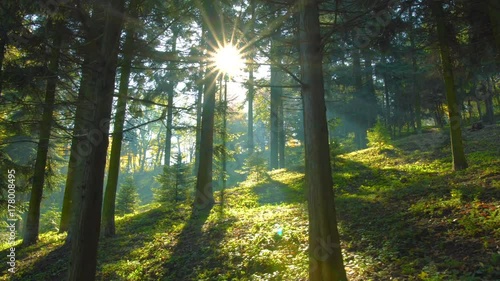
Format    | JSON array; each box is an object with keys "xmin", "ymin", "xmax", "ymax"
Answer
[
  {"xmin": 248, "ymin": 61, "xmax": 255, "ymax": 155},
  {"xmin": 247, "ymin": 0, "xmax": 256, "ymax": 155},
  {"xmin": 298, "ymin": 0, "xmax": 347, "ymax": 280},
  {"xmin": 430, "ymin": 0, "xmax": 468, "ymax": 171},
  {"xmin": 164, "ymin": 30, "xmax": 178, "ymax": 167},
  {"xmin": 101, "ymin": 0, "xmax": 139, "ymax": 237},
  {"xmin": 0, "ymin": 30, "xmax": 5, "ymax": 97},
  {"xmin": 278, "ymin": 92, "xmax": 285, "ymax": 168},
  {"xmin": 486, "ymin": 0, "xmax": 500, "ymax": 65},
  {"xmin": 59, "ymin": 54, "xmax": 91, "ymax": 234},
  {"xmin": 409, "ymin": 4, "xmax": 422, "ymax": 134},
  {"xmin": 67, "ymin": 0, "xmax": 125, "ymax": 279},
  {"xmin": 194, "ymin": 1, "xmax": 221, "ymax": 208},
  {"xmin": 193, "ymin": 25, "xmax": 205, "ymax": 176},
  {"xmin": 352, "ymin": 48, "xmax": 366, "ymax": 149},
  {"xmin": 270, "ymin": 35, "xmax": 281, "ymax": 169},
  {"xmin": 23, "ymin": 19, "xmax": 63, "ymax": 245}
]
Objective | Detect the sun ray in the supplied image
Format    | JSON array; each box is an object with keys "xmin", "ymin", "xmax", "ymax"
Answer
[{"xmin": 212, "ymin": 44, "xmax": 245, "ymax": 77}]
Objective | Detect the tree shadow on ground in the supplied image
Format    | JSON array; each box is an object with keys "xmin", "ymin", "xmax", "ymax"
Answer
[
  {"xmin": 0, "ymin": 242, "xmax": 70, "ymax": 281},
  {"xmin": 161, "ymin": 205, "xmax": 235, "ymax": 280},
  {"xmin": 252, "ymin": 178, "xmax": 304, "ymax": 205},
  {"xmin": 332, "ymin": 157, "xmax": 500, "ymax": 280}
]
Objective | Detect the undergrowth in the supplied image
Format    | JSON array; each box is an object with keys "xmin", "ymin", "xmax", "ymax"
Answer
[{"xmin": 1, "ymin": 125, "xmax": 499, "ymax": 280}]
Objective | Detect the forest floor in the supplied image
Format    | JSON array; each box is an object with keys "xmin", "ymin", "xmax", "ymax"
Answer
[{"xmin": 1, "ymin": 125, "xmax": 499, "ymax": 280}]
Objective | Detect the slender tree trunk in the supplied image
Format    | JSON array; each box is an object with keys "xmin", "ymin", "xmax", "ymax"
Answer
[
  {"xmin": 164, "ymin": 31, "xmax": 179, "ymax": 167},
  {"xmin": 270, "ymin": 35, "xmax": 281, "ymax": 169},
  {"xmin": 299, "ymin": 0, "xmax": 347, "ymax": 280},
  {"xmin": 247, "ymin": 0, "xmax": 256, "ymax": 155},
  {"xmin": 484, "ymin": 95, "xmax": 495, "ymax": 124},
  {"xmin": 140, "ymin": 144, "xmax": 147, "ymax": 172},
  {"xmin": 0, "ymin": 30, "xmax": 5, "ymax": 97},
  {"xmin": 486, "ymin": 0, "xmax": 500, "ymax": 65},
  {"xmin": 352, "ymin": 48, "xmax": 365, "ymax": 149},
  {"xmin": 383, "ymin": 71, "xmax": 391, "ymax": 129},
  {"xmin": 430, "ymin": 0, "xmax": 468, "ymax": 171},
  {"xmin": 248, "ymin": 62, "xmax": 255, "ymax": 155},
  {"xmin": 23, "ymin": 19, "xmax": 63, "ymax": 245},
  {"xmin": 278, "ymin": 93, "xmax": 285, "ymax": 168},
  {"xmin": 193, "ymin": 25, "xmax": 205, "ymax": 176},
  {"xmin": 155, "ymin": 127, "xmax": 163, "ymax": 167},
  {"xmin": 363, "ymin": 50, "xmax": 376, "ymax": 132},
  {"xmin": 101, "ymin": 0, "xmax": 139, "ymax": 237},
  {"xmin": 194, "ymin": 1, "xmax": 221, "ymax": 208},
  {"xmin": 194, "ymin": 70, "xmax": 204, "ymax": 174},
  {"xmin": 67, "ymin": 0, "xmax": 124, "ymax": 279},
  {"xmin": 409, "ymin": 4, "xmax": 422, "ymax": 134}
]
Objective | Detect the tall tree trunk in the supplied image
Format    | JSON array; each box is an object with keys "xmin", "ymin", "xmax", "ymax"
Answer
[
  {"xmin": 59, "ymin": 54, "xmax": 91, "ymax": 234},
  {"xmin": 155, "ymin": 127, "xmax": 163, "ymax": 167},
  {"xmin": 409, "ymin": 4, "xmax": 422, "ymax": 134},
  {"xmin": 194, "ymin": 1, "xmax": 221, "ymax": 208},
  {"xmin": 430, "ymin": 0, "xmax": 468, "ymax": 171},
  {"xmin": 194, "ymin": 69, "xmax": 204, "ymax": 174},
  {"xmin": 278, "ymin": 93, "xmax": 285, "ymax": 168},
  {"xmin": 486, "ymin": 0, "xmax": 500, "ymax": 65},
  {"xmin": 383, "ymin": 65, "xmax": 391, "ymax": 129},
  {"xmin": 67, "ymin": 0, "xmax": 124, "ymax": 279},
  {"xmin": 484, "ymin": 95, "xmax": 495, "ymax": 124},
  {"xmin": 248, "ymin": 60, "xmax": 255, "ymax": 155},
  {"xmin": 101, "ymin": 0, "xmax": 139, "ymax": 237},
  {"xmin": 247, "ymin": 0, "xmax": 256, "ymax": 155},
  {"xmin": 164, "ymin": 30, "xmax": 179, "ymax": 167},
  {"xmin": 352, "ymin": 48, "xmax": 366, "ymax": 149},
  {"xmin": 270, "ymin": 34, "xmax": 281, "ymax": 169},
  {"xmin": 23, "ymin": 19, "xmax": 63, "ymax": 245},
  {"xmin": 0, "ymin": 30, "xmax": 5, "ymax": 97},
  {"xmin": 363, "ymin": 50, "xmax": 376, "ymax": 132},
  {"xmin": 193, "ymin": 25, "xmax": 205, "ymax": 176},
  {"xmin": 298, "ymin": 0, "xmax": 347, "ymax": 280},
  {"xmin": 140, "ymin": 143, "xmax": 147, "ymax": 172}
]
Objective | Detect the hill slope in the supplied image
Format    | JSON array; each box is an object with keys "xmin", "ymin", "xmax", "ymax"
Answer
[{"xmin": 1, "ymin": 125, "xmax": 499, "ymax": 280}]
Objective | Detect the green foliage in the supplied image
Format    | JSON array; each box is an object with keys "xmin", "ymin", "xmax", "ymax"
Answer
[
  {"xmin": 367, "ymin": 119, "xmax": 392, "ymax": 148},
  {"xmin": 116, "ymin": 176, "xmax": 140, "ymax": 215},
  {"xmin": 239, "ymin": 152, "xmax": 269, "ymax": 182},
  {"xmin": 153, "ymin": 154, "xmax": 193, "ymax": 203},
  {"xmin": 2, "ymin": 126, "xmax": 500, "ymax": 280},
  {"xmin": 39, "ymin": 204, "xmax": 61, "ymax": 233}
]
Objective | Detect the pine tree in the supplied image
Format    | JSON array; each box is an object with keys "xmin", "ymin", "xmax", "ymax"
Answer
[{"xmin": 115, "ymin": 176, "xmax": 140, "ymax": 215}]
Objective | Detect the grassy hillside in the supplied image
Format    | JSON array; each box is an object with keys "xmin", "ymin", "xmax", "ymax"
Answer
[{"xmin": 1, "ymin": 125, "xmax": 499, "ymax": 280}]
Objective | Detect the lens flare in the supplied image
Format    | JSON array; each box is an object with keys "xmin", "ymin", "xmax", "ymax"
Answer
[{"xmin": 213, "ymin": 44, "xmax": 244, "ymax": 76}]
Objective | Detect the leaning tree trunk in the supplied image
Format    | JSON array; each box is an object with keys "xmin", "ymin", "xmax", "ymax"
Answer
[
  {"xmin": 194, "ymin": 1, "xmax": 221, "ymax": 209},
  {"xmin": 430, "ymin": 0, "xmax": 468, "ymax": 171},
  {"xmin": 101, "ymin": 0, "xmax": 139, "ymax": 237},
  {"xmin": 23, "ymin": 19, "xmax": 63, "ymax": 245},
  {"xmin": 298, "ymin": 0, "xmax": 348, "ymax": 280},
  {"xmin": 67, "ymin": 0, "xmax": 124, "ymax": 279}
]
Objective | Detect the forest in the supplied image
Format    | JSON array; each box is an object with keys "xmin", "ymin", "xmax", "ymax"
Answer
[{"xmin": 0, "ymin": 0, "xmax": 499, "ymax": 280}]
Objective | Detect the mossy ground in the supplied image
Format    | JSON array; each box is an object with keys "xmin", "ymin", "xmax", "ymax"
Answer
[{"xmin": 1, "ymin": 125, "xmax": 499, "ymax": 280}]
